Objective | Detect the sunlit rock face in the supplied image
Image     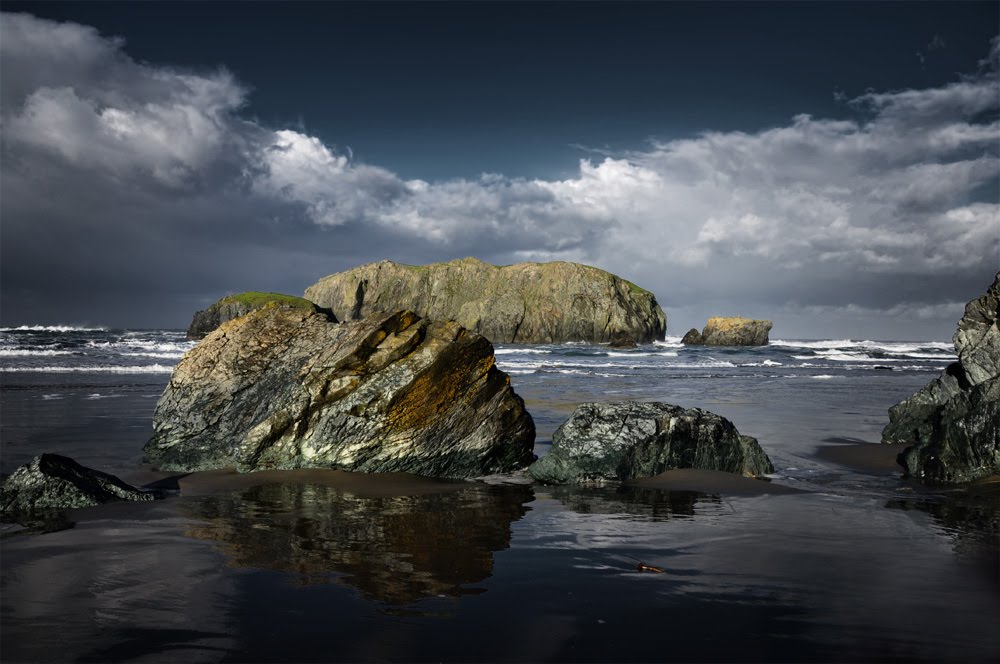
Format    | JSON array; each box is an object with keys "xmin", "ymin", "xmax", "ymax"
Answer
[
  {"xmin": 527, "ymin": 402, "xmax": 774, "ymax": 485},
  {"xmin": 681, "ymin": 317, "xmax": 772, "ymax": 346},
  {"xmin": 884, "ymin": 272, "xmax": 1000, "ymax": 484},
  {"xmin": 182, "ymin": 481, "xmax": 532, "ymax": 603},
  {"xmin": 146, "ymin": 305, "xmax": 535, "ymax": 478},
  {"xmin": 305, "ymin": 258, "xmax": 667, "ymax": 345}
]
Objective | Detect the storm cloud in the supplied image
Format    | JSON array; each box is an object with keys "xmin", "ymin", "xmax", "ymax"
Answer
[{"xmin": 1, "ymin": 12, "xmax": 997, "ymax": 337}]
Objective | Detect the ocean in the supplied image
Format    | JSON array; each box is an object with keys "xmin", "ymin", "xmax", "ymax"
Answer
[{"xmin": 2, "ymin": 326, "xmax": 998, "ymax": 662}]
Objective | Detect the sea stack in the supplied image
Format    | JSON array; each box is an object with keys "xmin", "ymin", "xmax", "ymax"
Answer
[
  {"xmin": 304, "ymin": 258, "xmax": 667, "ymax": 345},
  {"xmin": 147, "ymin": 304, "xmax": 536, "ymax": 479},
  {"xmin": 187, "ymin": 292, "xmax": 330, "ymax": 340},
  {"xmin": 883, "ymin": 272, "xmax": 1000, "ymax": 484},
  {"xmin": 681, "ymin": 317, "xmax": 772, "ymax": 346}
]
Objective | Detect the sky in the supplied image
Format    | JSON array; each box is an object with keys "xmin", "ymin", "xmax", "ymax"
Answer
[{"xmin": 1, "ymin": 1, "xmax": 997, "ymax": 339}]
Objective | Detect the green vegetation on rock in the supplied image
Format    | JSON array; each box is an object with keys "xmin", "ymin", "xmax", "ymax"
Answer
[{"xmin": 187, "ymin": 291, "xmax": 331, "ymax": 340}]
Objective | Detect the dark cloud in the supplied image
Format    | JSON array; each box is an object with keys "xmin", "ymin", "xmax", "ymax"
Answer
[{"xmin": 1, "ymin": 12, "xmax": 997, "ymax": 338}]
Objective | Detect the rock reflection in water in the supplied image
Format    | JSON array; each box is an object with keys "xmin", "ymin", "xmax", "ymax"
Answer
[
  {"xmin": 550, "ymin": 483, "xmax": 718, "ymax": 520},
  {"xmin": 183, "ymin": 482, "xmax": 532, "ymax": 603}
]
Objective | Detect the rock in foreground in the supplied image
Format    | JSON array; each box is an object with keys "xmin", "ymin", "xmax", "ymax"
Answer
[
  {"xmin": 1, "ymin": 454, "xmax": 155, "ymax": 518},
  {"xmin": 527, "ymin": 402, "xmax": 773, "ymax": 484},
  {"xmin": 304, "ymin": 257, "xmax": 667, "ymax": 344},
  {"xmin": 147, "ymin": 305, "xmax": 535, "ymax": 478},
  {"xmin": 885, "ymin": 272, "xmax": 1000, "ymax": 484},
  {"xmin": 682, "ymin": 317, "xmax": 772, "ymax": 346},
  {"xmin": 187, "ymin": 291, "xmax": 329, "ymax": 340}
]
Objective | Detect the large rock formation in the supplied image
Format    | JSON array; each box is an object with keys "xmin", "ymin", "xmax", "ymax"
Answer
[
  {"xmin": 682, "ymin": 317, "xmax": 772, "ymax": 346},
  {"xmin": 146, "ymin": 304, "xmax": 535, "ymax": 478},
  {"xmin": 1, "ymin": 454, "xmax": 155, "ymax": 518},
  {"xmin": 304, "ymin": 258, "xmax": 667, "ymax": 345},
  {"xmin": 883, "ymin": 272, "xmax": 1000, "ymax": 484},
  {"xmin": 527, "ymin": 401, "xmax": 774, "ymax": 484},
  {"xmin": 187, "ymin": 292, "xmax": 329, "ymax": 340}
]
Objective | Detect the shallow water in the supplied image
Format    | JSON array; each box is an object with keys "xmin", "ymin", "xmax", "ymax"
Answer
[{"xmin": 2, "ymin": 329, "xmax": 998, "ymax": 662}]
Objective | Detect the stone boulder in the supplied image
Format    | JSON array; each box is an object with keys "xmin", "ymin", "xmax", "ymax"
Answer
[
  {"xmin": 304, "ymin": 257, "xmax": 667, "ymax": 344},
  {"xmin": 187, "ymin": 292, "xmax": 330, "ymax": 340},
  {"xmin": 146, "ymin": 305, "xmax": 535, "ymax": 478},
  {"xmin": 1, "ymin": 454, "xmax": 155, "ymax": 518},
  {"xmin": 527, "ymin": 402, "xmax": 774, "ymax": 484},
  {"xmin": 683, "ymin": 317, "xmax": 772, "ymax": 346},
  {"xmin": 883, "ymin": 272, "xmax": 1000, "ymax": 484}
]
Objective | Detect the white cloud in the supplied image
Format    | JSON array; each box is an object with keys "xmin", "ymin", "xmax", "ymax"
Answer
[{"xmin": 1, "ymin": 11, "xmax": 997, "ymax": 336}]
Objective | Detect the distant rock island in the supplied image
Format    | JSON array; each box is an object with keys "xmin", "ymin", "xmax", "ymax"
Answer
[
  {"xmin": 148, "ymin": 304, "xmax": 535, "ymax": 478},
  {"xmin": 883, "ymin": 272, "xmax": 999, "ymax": 484},
  {"xmin": 187, "ymin": 292, "xmax": 328, "ymax": 340},
  {"xmin": 681, "ymin": 317, "xmax": 772, "ymax": 346},
  {"xmin": 304, "ymin": 257, "xmax": 666, "ymax": 345}
]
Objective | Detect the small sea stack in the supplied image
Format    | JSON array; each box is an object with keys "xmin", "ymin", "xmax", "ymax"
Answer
[
  {"xmin": 681, "ymin": 317, "xmax": 772, "ymax": 346},
  {"xmin": 187, "ymin": 292, "xmax": 330, "ymax": 340}
]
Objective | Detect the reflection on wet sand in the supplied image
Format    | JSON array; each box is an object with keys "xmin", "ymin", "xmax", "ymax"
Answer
[
  {"xmin": 887, "ymin": 486, "xmax": 1000, "ymax": 587},
  {"xmin": 549, "ymin": 483, "xmax": 712, "ymax": 519},
  {"xmin": 183, "ymin": 481, "xmax": 532, "ymax": 604}
]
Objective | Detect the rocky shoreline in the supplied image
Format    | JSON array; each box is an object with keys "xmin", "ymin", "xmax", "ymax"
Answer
[{"xmin": 4, "ymin": 262, "xmax": 998, "ymax": 524}]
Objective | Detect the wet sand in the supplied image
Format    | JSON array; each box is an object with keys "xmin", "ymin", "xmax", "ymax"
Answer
[
  {"xmin": 815, "ymin": 440, "xmax": 910, "ymax": 473},
  {"xmin": 124, "ymin": 466, "xmax": 471, "ymax": 498},
  {"xmin": 631, "ymin": 468, "xmax": 808, "ymax": 495}
]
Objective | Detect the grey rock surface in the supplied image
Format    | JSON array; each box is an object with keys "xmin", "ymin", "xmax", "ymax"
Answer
[
  {"xmin": 304, "ymin": 257, "xmax": 667, "ymax": 344},
  {"xmin": 1, "ymin": 454, "xmax": 155, "ymax": 518},
  {"xmin": 147, "ymin": 305, "xmax": 535, "ymax": 478},
  {"xmin": 954, "ymin": 273, "xmax": 1000, "ymax": 386},
  {"xmin": 527, "ymin": 401, "xmax": 774, "ymax": 484},
  {"xmin": 882, "ymin": 273, "xmax": 1000, "ymax": 484},
  {"xmin": 680, "ymin": 328, "xmax": 703, "ymax": 345}
]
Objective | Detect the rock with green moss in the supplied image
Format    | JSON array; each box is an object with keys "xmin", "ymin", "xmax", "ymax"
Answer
[
  {"xmin": 682, "ymin": 317, "xmax": 772, "ymax": 346},
  {"xmin": 304, "ymin": 258, "xmax": 666, "ymax": 344},
  {"xmin": 885, "ymin": 272, "xmax": 1000, "ymax": 484},
  {"xmin": 1, "ymin": 454, "xmax": 156, "ymax": 520},
  {"xmin": 147, "ymin": 306, "xmax": 535, "ymax": 478},
  {"xmin": 527, "ymin": 402, "xmax": 774, "ymax": 485},
  {"xmin": 186, "ymin": 291, "xmax": 329, "ymax": 340}
]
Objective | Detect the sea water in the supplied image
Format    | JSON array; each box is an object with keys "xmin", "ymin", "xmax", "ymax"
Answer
[{"xmin": 1, "ymin": 327, "xmax": 997, "ymax": 662}]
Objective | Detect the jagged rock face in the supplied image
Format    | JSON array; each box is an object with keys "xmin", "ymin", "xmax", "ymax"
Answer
[
  {"xmin": 896, "ymin": 378, "xmax": 1000, "ymax": 484},
  {"xmin": 527, "ymin": 402, "xmax": 774, "ymax": 484},
  {"xmin": 187, "ymin": 292, "xmax": 328, "ymax": 340},
  {"xmin": 686, "ymin": 317, "xmax": 772, "ymax": 346},
  {"xmin": 1, "ymin": 454, "xmax": 155, "ymax": 518},
  {"xmin": 954, "ymin": 273, "xmax": 1000, "ymax": 386},
  {"xmin": 882, "ymin": 363, "xmax": 970, "ymax": 445},
  {"xmin": 147, "ymin": 305, "xmax": 536, "ymax": 478},
  {"xmin": 883, "ymin": 273, "xmax": 1000, "ymax": 484},
  {"xmin": 304, "ymin": 258, "xmax": 667, "ymax": 344}
]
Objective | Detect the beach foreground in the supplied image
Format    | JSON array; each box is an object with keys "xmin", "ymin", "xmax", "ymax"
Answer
[{"xmin": 2, "ymin": 332, "xmax": 998, "ymax": 662}]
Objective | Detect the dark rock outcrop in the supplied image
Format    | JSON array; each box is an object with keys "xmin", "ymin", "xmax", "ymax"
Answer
[
  {"xmin": 187, "ymin": 292, "xmax": 329, "ymax": 340},
  {"xmin": 527, "ymin": 401, "xmax": 774, "ymax": 484},
  {"xmin": 681, "ymin": 328, "xmax": 703, "ymax": 345},
  {"xmin": 1, "ymin": 454, "xmax": 155, "ymax": 518},
  {"xmin": 304, "ymin": 258, "xmax": 667, "ymax": 344},
  {"xmin": 146, "ymin": 304, "xmax": 536, "ymax": 478},
  {"xmin": 608, "ymin": 331, "xmax": 638, "ymax": 349},
  {"xmin": 884, "ymin": 272, "xmax": 1000, "ymax": 484},
  {"xmin": 682, "ymin": 317, "xmax": 772, "ymax": 346}
]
